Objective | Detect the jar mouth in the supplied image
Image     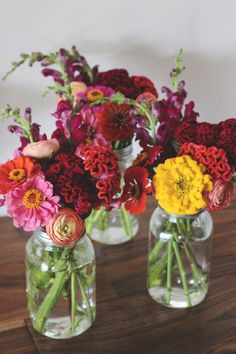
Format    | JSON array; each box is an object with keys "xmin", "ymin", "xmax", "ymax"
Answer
[
  {"xmin": 34, "ymin": 228, "xmax": 86, "ymax": 248},
  {"xmin": 158, "ymin": 205, "xmax": 205, "ymax": 219}
]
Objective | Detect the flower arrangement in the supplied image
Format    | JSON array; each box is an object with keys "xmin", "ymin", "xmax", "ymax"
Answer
[
  {"xmin": 1, "ymin": 47, "xmax": 160, "ymax": 336},
  {"xmin": 3, "ymin": 46, "xmax": 159, "ymax": 243}
]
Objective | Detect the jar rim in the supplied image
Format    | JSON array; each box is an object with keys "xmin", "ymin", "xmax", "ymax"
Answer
[{"xmin": 33, "ymin": 227, "xmax": 86, "ymax": 248}]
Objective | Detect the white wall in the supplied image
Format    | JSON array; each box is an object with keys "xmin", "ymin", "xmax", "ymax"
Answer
[{"xmin": 0, "ymin": 0, "xmax": 236, "ymax": 215}]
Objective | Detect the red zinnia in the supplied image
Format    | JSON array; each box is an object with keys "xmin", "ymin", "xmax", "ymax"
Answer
[
  {"xmin": 121, "ymin": 166, "xmax": 151, "ymax": 215},
  {"xmin": 96, "ymin": 102, "xmax": 135, "ymax": 141},
  {"xmin": 0, "ymin": 156, "xmax": 41, "ymax": 194}
]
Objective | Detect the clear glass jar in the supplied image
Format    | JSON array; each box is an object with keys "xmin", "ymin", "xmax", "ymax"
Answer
[
  {"xmin": 87, "ymin": 145, "xmax": 139, "ymax": 245},
  {"xmin": 25, "ymin": 229, "xmax": 96, "ymax": 339},
  {"xmin": 147, "ymin": 207, "xmax": 213, "ymax": 308}
]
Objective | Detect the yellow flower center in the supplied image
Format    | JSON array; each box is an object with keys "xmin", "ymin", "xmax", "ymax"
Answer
[
  {"xmin": 8, "ymin": 168, "xmax": 26, "ymax": 181},
  {"xmin": 23, "ymin": 188, "xmax": 43, "ymax": 209},
  {"xmin": 87, "ymin": 89, "xmax": 104, "ymax": 102},
  {"xmin": 175, "ymin": 176, "xmax": 190, "ymax": 194}
]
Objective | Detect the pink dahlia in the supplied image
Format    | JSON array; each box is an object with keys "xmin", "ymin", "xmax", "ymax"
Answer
[{"xmin": 5, "ymin": 173, "xmax": 60, "ymax": 231}]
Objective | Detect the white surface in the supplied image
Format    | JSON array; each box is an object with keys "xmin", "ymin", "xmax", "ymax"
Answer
[{"xmin": 0, "ymin": 0, "xmax": 236, "ymax": 215}]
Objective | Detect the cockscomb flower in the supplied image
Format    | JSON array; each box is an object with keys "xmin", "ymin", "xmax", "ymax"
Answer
[
  {"xmin": 5, "ymin": 173, "xmax": 60, "ymax": 231},
  {"xmin": 0, "ymin": 156, "xmax": 41, "ymax": 195},
  {"xmin": 46, "ymin": 208, "xmax": 85, "ymax": 247},
  {"xmin": 153, "ymin": 155, "xmax": 213, "ymax": 215},
  {"xmin": 121, "ymin": 166, "xmax": 151, "ymax": 215},
  {"xmin": 178, "ymin": 143, "xmax": 234, "ymax": 182}
]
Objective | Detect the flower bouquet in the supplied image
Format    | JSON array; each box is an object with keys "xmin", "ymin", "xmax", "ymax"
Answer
[
  {"xmin": 120, "ymin": 50, "xmax": 235, "ymax": 308},
  {"xmin": 3, "ymin": 46, "xmax": 158, "ymax": 244},
  {"xmin": 0, "ymin": 102, "xmax": 125, "ymax": 337}
]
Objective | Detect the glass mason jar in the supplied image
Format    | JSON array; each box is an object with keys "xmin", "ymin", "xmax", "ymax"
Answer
[
  {"xmin": 25, "ymin": 228, "xmax": 96, "ymax": 339},
  {"xmin": 86, "ymin": 144, "xmax": 139, "ymax": 245},
  {"xmin": 147, "ymin": 207, "xmax": 213, "ymax": 308}
]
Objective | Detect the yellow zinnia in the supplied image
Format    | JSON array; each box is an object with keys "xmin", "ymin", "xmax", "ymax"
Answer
[{"xmin": 153, "ymin": 155, "xmax": 213, "ymax": 215}]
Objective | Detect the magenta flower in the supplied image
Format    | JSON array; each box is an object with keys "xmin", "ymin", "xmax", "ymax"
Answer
[
  {"xmin": 71, "ymin": 106, "xmax": 108, "ymax": 156},
  {"xmin": 5, "ymin": 173, "xmax": 60, "ymax": 231},
  {"xmin": 75, "ymin": 85, "xmax": 115, "ymax": 110}
]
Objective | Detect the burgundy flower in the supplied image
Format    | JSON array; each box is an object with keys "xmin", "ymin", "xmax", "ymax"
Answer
[
  {"xmin": 196, "ymin": 123, "xmax": 219, "ymax": 146},
  {"xmin": 205, "ymin": 179, "xmax": 234, "ymax": 212}
]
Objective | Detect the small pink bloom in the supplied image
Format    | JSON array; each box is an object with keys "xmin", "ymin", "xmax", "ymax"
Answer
[
  {"xmin": 22, "ymin": 139, "xmax": 60, "ymax": 159},
  {"xmin": 5, "ymin": 173, "xmax": 60, "ymax": 231},
  {"xmin": 205, "ymin": 179, "xmax": 234, "ymax": 212},
  {"xmin": 46, "ymin": 208, "xmax": 85, "ymax": 247}
]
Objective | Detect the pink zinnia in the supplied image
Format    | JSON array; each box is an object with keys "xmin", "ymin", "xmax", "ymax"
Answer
[
  {"xmin": 75, "ymin": 85, "xmax": 115, "ymax": 110},
  {"xmin": 5, "ymin": 173, "xmax": 60, "ymax": 231}
]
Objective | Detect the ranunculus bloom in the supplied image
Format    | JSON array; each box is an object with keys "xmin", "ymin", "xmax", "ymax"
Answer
[
  {"xmin": 0, "ymin": 156, "xmax": 41, "ymax": 194},
  {"xmin": 46, "ymin": 208, "xmax": 85, "ymax": 247},
  {"xmin": 121, "ymin": 166, "xmax": 151, "ymax": 215},
  {"xmin": 205, "ymin": 179, "xmax": 234, "ymax": 212},
  {"xmin": 5, "ymin": 173, "xmax": 60, "ymax": 231},
  {"xmin": 70, "ymin": 81, "xmax": 87, "ymax": 98},
  {"xmin": 22, "ymin": 139, "xmax": 60, "ymax": 159}
]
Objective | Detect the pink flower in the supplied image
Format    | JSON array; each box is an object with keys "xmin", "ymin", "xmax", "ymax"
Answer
[
  {"xmin": 22, "ymin": 139, "xmax": 60, "ymax": 159},
  {"xmin": 46, "ymin": 208, "xmax": 85, "ymax": 247},
  {"xmin": 71, "ymin": 106, "xmax": 108, "ymax": 156},
  {"xmin": 205, "ymin": 179, "xmax": 234, "ymax": 212},
  {"xmin": 5, "ymin": 173, "xmax": 60, "ymax": 231},
  {"xmin": 75, "ymin": 85, "xmax": 115, "ymax": 110}
]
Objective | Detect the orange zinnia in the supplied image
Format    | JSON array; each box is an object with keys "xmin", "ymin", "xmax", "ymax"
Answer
[{"xmin": 0, "ymin": 156, "xmax": 41, "ymax": 194}]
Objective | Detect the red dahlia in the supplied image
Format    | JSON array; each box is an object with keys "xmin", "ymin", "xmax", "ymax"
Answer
[
  {"xmin": 96, "ymin": 102, "xmax": 135, "ymax": 141},
  {"xmin": 121, "ymin": 166, "xmax": 151, "ymax": 215}
]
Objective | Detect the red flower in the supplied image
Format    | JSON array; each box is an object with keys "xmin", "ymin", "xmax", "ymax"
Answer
[
  {"xmin": 131, "ymin": 76, "xmax": 158, "ymax": 98},
  {"xmin": 96, "ymin": 102, "xmax": 135, "ymax": 141},
  {"xmin": 83, "ymin": 145, "xmax": 121, "ymax": 206},
  {"xmin": 121, "ymin": 166, "xmax": 151, "ymax": 215},
  {"xmin": 178, "ymin": 143, "xmax": 234, "ymax": 182},
  {"xmin": 174, "ymin": 121, "xmax": 197, "ymax": 145},
  {"xmin": 96, "ymin": 69, "xmax": 158, "ymax": 99},
  {"xmin": 196, "ymin": 123, "xmax": 219, "ymax": 146},
  {"xmin": 204, "ymin": 179, "xmax": 234, "ymax": 212},
  {"xmin": 0, "ymin": 156, "xmax": 41, "ymax": 195}
]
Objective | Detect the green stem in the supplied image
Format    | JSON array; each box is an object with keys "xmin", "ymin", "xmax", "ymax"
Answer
[
  {"xmin": 172, "ymin": 237, "xmax": 192, "ymax": 307},
  {"xmin": 148, "ymin": 239, "xmax": 164, "ymax": 263},
  {"xmin": 70, "ymin": 271, "xmax": 76, "ymax": 331},
  {"xmin": 148, "ymin": 251, "xmax": 168, "ymax": 288},
  {"xmin": 86, "ymin": 208, "xmax": 104, "ymax": 235},
  {"xmin": 34, "ymin": 271, "xmax": 68, "ymax": 332},
  {"xmin": 183, "ymin": 241, "xmax": 206, "ymax": 287},
  {"xmin": 120, "ymin": 204, "xmax": 133, "ymax": 237},
  {"xmin": 166, "ymin": 239, "xmax": 173, "ymax": 304},
  {"xmin": 97, "ymin": 210, "xmax": 108, "ymax": 231},
  {"xmin": 77, "ymin": 273, "xmax": 94, "ymax": 323}
]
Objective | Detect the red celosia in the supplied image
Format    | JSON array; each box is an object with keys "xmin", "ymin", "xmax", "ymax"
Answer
[
  {"xmin": 196, "ymin": 123, "xmax": 219, "ymax": 146},
  {"xmin": 131, "ymin": 76, "xmax": 158, "ymax": 98},
  {"xmin": 96, "ymin": 102, "xmax": 135, "ymax": 141},
  {"xmin": 96, "ymin": 69, "xmax": 158, "ymax": 99},
  {"xmin": 178, "ymin": 143, "xmax": 234, "ymax": 182},
  {"xmin": 45, "ymin": 152, "xmax": 96, "ymax": 214},
  {"xmin": 83, "ymin": 145, "xmax": 121, "ymax": 206},
  {"xmin": 174, "ymin": 121, "xmax": 197, "ymax": 145},
  {"xmin": 121, "ymin": 166, "xmax": 151, "ymax": 215}
]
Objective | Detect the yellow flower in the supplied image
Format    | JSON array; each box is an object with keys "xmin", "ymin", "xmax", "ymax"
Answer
[{"xmin": 153, "ymin": 155, "xmax": 213, "ymax": 215}]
